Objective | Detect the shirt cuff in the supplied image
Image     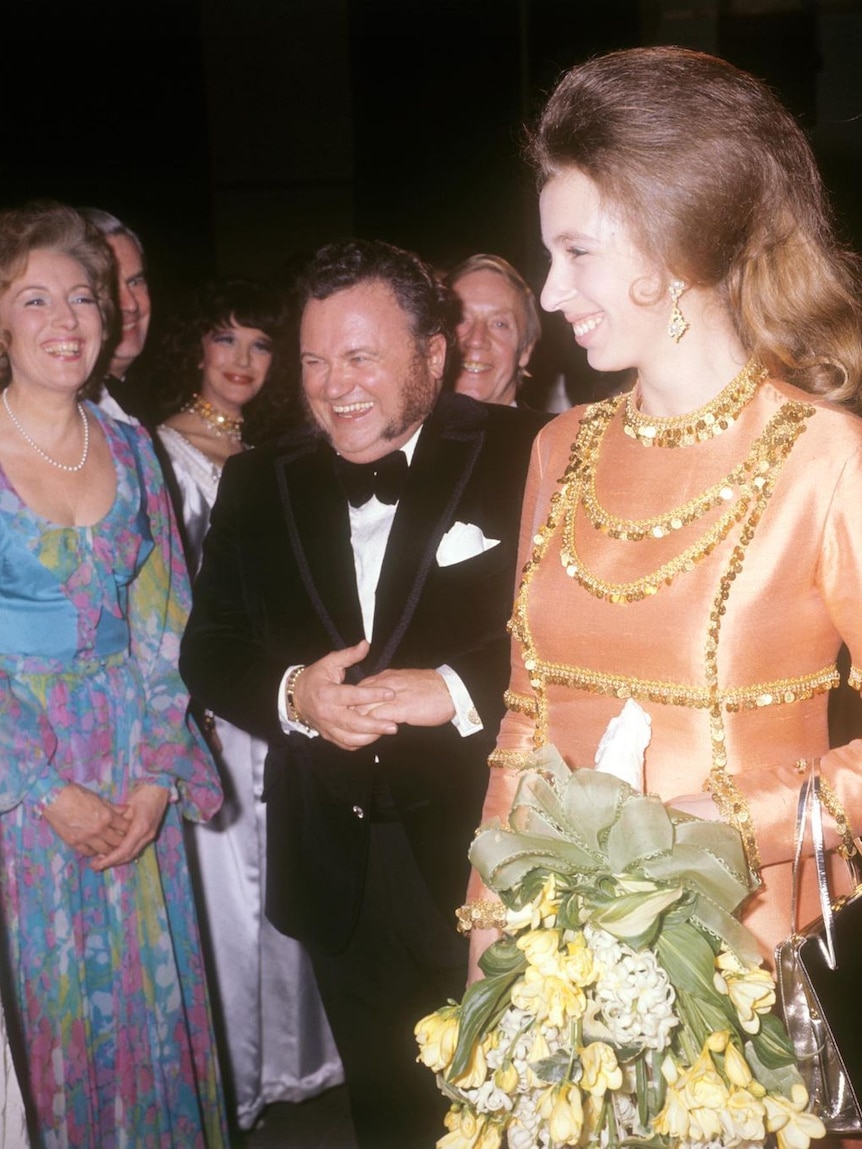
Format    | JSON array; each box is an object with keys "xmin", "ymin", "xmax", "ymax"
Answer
[
  {"xmin": 277, "ymin": 666, "xmax": 319, "ymax": 738},
  {"xmin": 438, "ymin": 665, "xmax": 484, "ymax": 737}
]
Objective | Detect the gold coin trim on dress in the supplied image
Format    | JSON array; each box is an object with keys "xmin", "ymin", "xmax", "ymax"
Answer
[
  {"xmin": 500, "ymin": 388, "xmax": 818, "ymax": 878},
  {"xmin": 623, "ymin": 359, "xmax": 767, "ymax": 449},
  {"xmin": 517, "ymin": 662, "xmax": 838, "ymax": 712},
  {"xmin": 581, "ymin": 400, "xmax": 781, "ymax": 543},
  {"xmin": 560, "ymin": 400, "xmax": 810, "ymax": 603}
]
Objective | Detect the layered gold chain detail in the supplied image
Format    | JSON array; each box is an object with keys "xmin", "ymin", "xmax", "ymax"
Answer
[
  {"xmin": 560, "ymin": 398, "xmax": 811, "ymax": 603},
  {"xmin": 582, "ymin": 410, "xmax": 780, "ymax": 543},
  {"xmin": 505, "ymin": 391, "xmax": 816, "ymax": 876},
  {"xmin": 623, "ymin": 359, "xmax": 767, "ymax": 448},
  {"xmin": 701, "ymin": 400, "xmax": 814, "ymax": 874}
]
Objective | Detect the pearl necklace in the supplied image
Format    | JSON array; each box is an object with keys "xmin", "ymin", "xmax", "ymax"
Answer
[
  {"xmin": 2, "ymin": 388, "xmax": 90, "ymax": 472},
  {"xmin": 181, "ymin": 394, "xmax": 243, "ymax": 441}
]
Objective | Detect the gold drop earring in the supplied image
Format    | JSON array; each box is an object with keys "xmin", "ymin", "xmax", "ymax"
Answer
[{"xmin": 668, "ymin": 280, "xmax": 689, "ymax": 343}]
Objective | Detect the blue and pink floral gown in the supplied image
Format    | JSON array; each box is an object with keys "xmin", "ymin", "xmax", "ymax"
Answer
[{"xmin": 0, "ymin": 406, "xmax": 228, "ymax": 1148}]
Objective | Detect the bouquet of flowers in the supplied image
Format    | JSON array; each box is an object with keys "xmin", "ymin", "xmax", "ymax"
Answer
[{"xmin": 416, "ymin": 723, "xmax": 826, "ymax": 1149}]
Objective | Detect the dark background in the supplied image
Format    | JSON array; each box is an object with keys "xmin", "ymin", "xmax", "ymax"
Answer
[{"xmin": 5, "ymin": 0, "xmax": 861, "ymax": 406}]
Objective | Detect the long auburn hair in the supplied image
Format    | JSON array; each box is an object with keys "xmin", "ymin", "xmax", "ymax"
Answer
[{"xmin": 529, "ymin": 47, "xmax": 862, "ymax": 405}]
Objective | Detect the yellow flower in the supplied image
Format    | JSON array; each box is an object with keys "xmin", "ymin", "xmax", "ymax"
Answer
[
  {"xmin": 658, "ymin": 1041, "xmax": 730, "ymax": 1144},
  {"xmin": 526, "ymin": 1029, "xmax": 551, "ymax": 1088},
  {"xmin": 517, "ymin": 929, "xmax": 566, "ymax": 976},
  {"xmin": 511, "ymin": 966, "xmax": 586, "ymax": 1028},
  {"xmin": 451, "ymin": 1039, "xmax": 488, "ymax": 1089},
  {"xmin": 682, "ymin": 1052, "xmax": 729, "ymax": 1139},
  {"xmin": 438, "ymin": 1105, "xmax": 480, "ymax": 1149},
  {"xmin": 714, "ymin": 949, "xmax": 776, "ymax": 1034},
  {"xmin": 579, "ymin": 1042, "xmax": 623, "ymax": 1098},
  {"xmin": 474, "ymin": 1119, "xmax": 503, "ymax": 1149},
  {"xmin": 562, "ymin": 931, "xmax": 596, "ymax": 987},
  {"xmin": 415, "ymin": 1006, "xmax": 460, "ymax": 1073},
  {"xmin": 654, "ymin": 1082, "xmax": 691, "ymax": 1141},
  {"xmin": 723, "ymin": 1088, "xmax": 767, "ymax": 1143},
  {"xmin": 539, "ymin": 1082, "xmax": 583, "ymax": 1144},
  {"xmin": 535, "ymin": 873, "xmax": 562, "ymax": 926},
  {"xmin": 493, "ymin": 1059, "xmax": 519, "ymax": 1094},
  {"xmin": 437, "ymin": 1110, "xmax": 502, "ymax": 1149},
  {"xmin": 764, "ymin": 1084, "xmax": 827, "ymax": 1149},
  {"xmin": 723, "ymin": 1039, "xmax": 754, "ymax": 1088}
]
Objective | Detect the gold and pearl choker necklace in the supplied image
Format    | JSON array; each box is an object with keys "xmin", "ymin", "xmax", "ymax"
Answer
[
  {"xmin": 2, "ymin": 388, "xmax": 90, "ymax": 472},
  {"xmin": 182, "ymin": 395, "xmax": 243, "ymax": 441},
  {"xmin": 623, "ymin": 359, "xmax": 766, "ymax": 448}
]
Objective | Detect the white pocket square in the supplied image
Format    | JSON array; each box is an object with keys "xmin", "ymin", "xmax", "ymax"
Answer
[{"xmin": 435, "ymin": 521, "xmax": 500, "ymax": 567}]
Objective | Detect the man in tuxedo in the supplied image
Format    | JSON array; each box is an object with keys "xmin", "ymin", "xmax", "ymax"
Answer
[
  {"xmin": 80, "ymin": 208, "xmax": 153, "ymax": 423},
  {"xmin": 180, "ymin": 239, "xmax": 544, "ymax": 1148}
]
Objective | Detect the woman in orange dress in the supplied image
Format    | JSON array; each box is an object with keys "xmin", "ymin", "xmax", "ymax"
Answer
[{"xmin": 467, "ymin": 47, "xmax": 862, "ymax": 974}]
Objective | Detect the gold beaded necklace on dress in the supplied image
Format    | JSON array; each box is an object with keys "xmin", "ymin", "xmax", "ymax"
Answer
[
  {"xmin": 181, "ymin": 394, "xmax": 244, "ymax": 441},
  {"xmin": 560, "ymin": 386, "xmax": 808, "ymax": 604},
  {"xmin": 501, "ymin": 368, "xmax": 815, "ymax": 875},
  {"xmin": 622, "ymin": 359, "xmax": 765, "ymax": 448}
]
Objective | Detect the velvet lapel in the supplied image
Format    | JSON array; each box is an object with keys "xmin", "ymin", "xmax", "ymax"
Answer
[
  {"xmin": 367, "ymin": 398, "xmax": 486, "ymax": 673},
  {"xmin": 275, "ymin": 438, "xmax": 365, "ymax": 652}
]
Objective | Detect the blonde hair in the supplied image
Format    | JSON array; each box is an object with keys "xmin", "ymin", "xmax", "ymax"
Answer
[
  {"xmin": 0, "ymin": 201, "xmax": 115, "ymax": 388},
  {"xmin": 447, "ymin": 253, "xmax": 541, "ymax": 350},
  {"xmin": 530, "ymin": 47, "xmax": 862, "ymax": 405}
]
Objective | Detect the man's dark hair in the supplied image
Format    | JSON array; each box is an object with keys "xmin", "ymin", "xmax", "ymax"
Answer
[{"xmin": 298, "ymin": 238, "xmax": 454, "ymax": 354}]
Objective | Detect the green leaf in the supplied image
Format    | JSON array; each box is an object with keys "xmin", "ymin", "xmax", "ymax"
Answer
[
  {"xmin": 745, "ymin": 1039, "xmax": 803, "ymax": 1093},
  {"xmin": 479, "ymin": 937, "xmax": 527, "ymax": 979},
  {"xmin": 531, "ymin": 1049, "xmax": 578, "ymax": 1085},
  {"xmin": 656, "ymin": 921, "xmax": 721, "ymax": 998},
  {"xmin": 449, "ymin": 971, "xmax": 517, "ymax": 1080},
  {"xmin": 587, "ymin": 886, "xmax": 684, "ymax": 944},
  {"xmin": 748, "ymin": 1010, "xmax": 796, "ymax": 1069},
  {"xmin": 675, "ymin": 986, "xmax": 738, "ymax": 1049}
]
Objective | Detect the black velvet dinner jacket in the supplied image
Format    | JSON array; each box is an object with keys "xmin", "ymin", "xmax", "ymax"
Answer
[{"xmin": 180, "ymin": 392, "xmax": 546, "ymax": 953}]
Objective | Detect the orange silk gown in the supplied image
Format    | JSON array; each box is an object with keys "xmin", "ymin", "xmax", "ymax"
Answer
[{"xmin": 478, "ymin": 376, "xmax": 862, "ymax": 963}]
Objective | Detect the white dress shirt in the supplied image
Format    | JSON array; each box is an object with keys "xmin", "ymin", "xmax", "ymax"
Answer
[{"xmin": 278, "ymin": 428, "xmax": 482, "ymax": 737}]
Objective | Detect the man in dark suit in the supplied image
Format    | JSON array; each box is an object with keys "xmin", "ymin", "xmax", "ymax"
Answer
[
  {"xmin": 80, "ymin": 208, "xmax": 154, "ymax": 423},
  {"xmin": 180, "ymin": 239, "xmax": 545, "ymax": 1148}
]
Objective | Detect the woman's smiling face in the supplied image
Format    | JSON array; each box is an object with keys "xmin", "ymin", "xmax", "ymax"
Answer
[
  {"xmin": 0, "ymin": 248, "xmax": 103, "ymax": 395},
  {"xmin": 198, "ymin": 318, "xmax": 273, "ymax": 416},
  {"xmin": 539, "ymin": 167, "xmax": 668, "ymax": 375}
]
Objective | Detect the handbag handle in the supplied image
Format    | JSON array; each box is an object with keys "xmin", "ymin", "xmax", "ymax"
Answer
[{"xmin": 790, "ymin": 758, "xmax": 861, "ymax": 972}]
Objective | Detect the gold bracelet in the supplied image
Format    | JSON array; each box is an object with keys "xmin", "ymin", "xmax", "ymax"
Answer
[
  {"xmin": 285, "ymin": 665, "xmax": 315, "ymax": 731},
  {"xmin": 455, "ymin": 899, "xmax": 507, "ymax": 934}
]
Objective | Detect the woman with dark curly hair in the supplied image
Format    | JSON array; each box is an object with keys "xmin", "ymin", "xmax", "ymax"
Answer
[
  {"xmin": 0, "ymin": 201, "xmax": 227, "ymax": 1146},
  {"xmin": 155, "ymin": 278, "xmax": 343, "ymax": 1132}
]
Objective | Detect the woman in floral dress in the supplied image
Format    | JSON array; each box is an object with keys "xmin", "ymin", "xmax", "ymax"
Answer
[{"xmin": 0, "ymin": 201, "xmax": 228, "ymax": 1147}]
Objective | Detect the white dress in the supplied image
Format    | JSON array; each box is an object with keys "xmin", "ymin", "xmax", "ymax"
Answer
[{"xmin": 157, "ymin": 425, "xmax": 344, "ymax": 1131}]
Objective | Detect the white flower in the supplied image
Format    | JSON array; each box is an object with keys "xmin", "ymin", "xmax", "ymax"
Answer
[{"xmin": 585, "ymin": 924, "xmax": 677, "ymax": 1051}]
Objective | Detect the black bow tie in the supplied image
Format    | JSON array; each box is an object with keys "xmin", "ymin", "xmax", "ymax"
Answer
[{"xmin": 334, "ymin": 449, "xmax": 409, "ymax": 508}]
